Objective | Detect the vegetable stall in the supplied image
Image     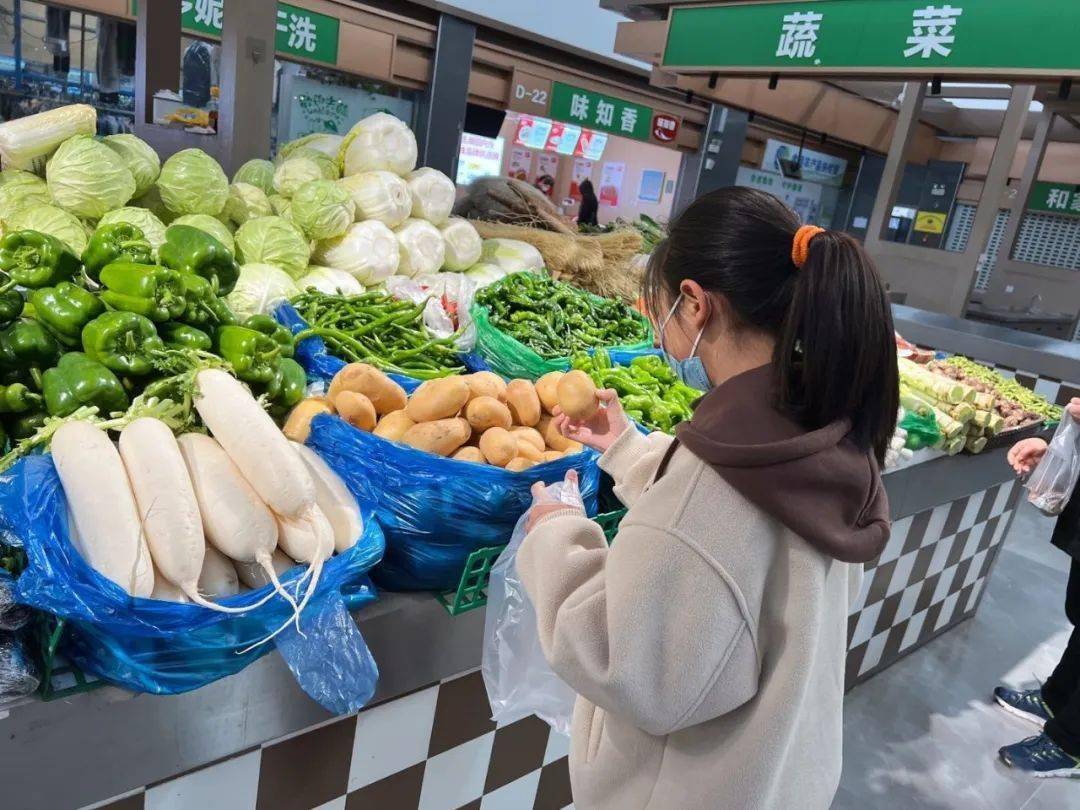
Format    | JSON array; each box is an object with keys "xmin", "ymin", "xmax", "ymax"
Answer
[{"xmin": 0, "ymin": 105, "xmax": 1072, "ymax": 810}]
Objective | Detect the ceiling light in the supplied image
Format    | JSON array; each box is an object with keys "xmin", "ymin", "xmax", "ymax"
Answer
[{"xmin": 941, "ymin": 98, "xmax": 1044, "ymax": 112}]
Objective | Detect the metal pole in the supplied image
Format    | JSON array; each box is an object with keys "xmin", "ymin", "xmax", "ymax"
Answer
[
  {"xmin": 79, "ymin": 12, "xmax": 85, "ymax": 103},
  {"xmin": 13, "ymin": 0, "xmax": 22, "ymax": 92},
  {"xmin": 865, "ymin": 81, "xmax": 927, "ymax": 244}
]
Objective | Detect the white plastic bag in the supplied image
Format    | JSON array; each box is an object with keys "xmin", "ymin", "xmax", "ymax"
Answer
[
  {"xmin": 482, "ymin": 479, "xmax": 579, "ymax": 735},
  {"xmin": 1025, "ymin": 417, "xmax": 1080, "ymax": 515}
]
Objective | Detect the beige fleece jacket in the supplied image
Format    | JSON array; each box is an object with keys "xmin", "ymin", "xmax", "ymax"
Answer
[{"xmin": 517, "ymin": 427, "xmax": 862, "ymax": 810}]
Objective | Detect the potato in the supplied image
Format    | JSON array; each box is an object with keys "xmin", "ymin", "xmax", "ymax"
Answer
[
  {"xmin": 406, "ymin": 376, "xmax": 471, "ymax": 422},
  {"xmin": 541, "ymin": 450, "xmax": 564, "ymax": 462},
  {"xmin": 562, "ymin": 440, "xmax": 584, "ymax": 455},
  {"xmin": 335, "ymin": 391, "xmax": 377, "ymax": 431},
  {"xmin": 465, "ymin": 371, "xmax": 507, "ymax": 402},
  {"xmin": 510, "ymin": 426, "xmax": 544, "ymax": 452},
  {"xmin": 451, "ymin": 446, "xmax": 487, "ymax": 464},
  {"xmin": 283, "ymin": 398, "xmax": 334, "ymax": 442},
  {"xmin": 479, "ymin": 426, "xmax": 518, "ymax": 467},
  {"xmin": 538, "ymin": 414, "xmax": 575, "ymax": 452},
  {"xmin": 557, "ymin": 370, "xmax": 599, "ymax": 420},
  {"xmin": 373, "ymin": 409, "xmax": 415, "ymax": 442},
  {"xmin": 534, "ymin": 371, "xmax": 564, "ymax": 415},
  {"xmin": 505, "ymin": 379, "xmax": 541, "ymax": 426},
  {"xmin": 402, "ymin": 417, "xmax": 471, "ymax": 456},
  {"xmin": 505, "ymin": 457, "xmax": 535, "ymax": 472},
  {"xmin": 328, "ymin": 363, "xmax": 407, "ymax": 414},
  {"xmin": 465, "ymin": 396, "xmax": 513, "ymax": 432},
  {"xmin": 516, "ymin": 438, "xmax": 543, "ymax": 462}
]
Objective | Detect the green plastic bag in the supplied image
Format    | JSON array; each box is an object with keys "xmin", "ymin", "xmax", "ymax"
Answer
[
  {"xmin": 470, "ymin": 303, "xmax": 654, "ymax": 380},
  {"xmin": 900, "ymin": 409, "xmax": 941, "ymax": 451}
]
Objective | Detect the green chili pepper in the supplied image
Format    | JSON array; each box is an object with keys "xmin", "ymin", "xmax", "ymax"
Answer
[
  {"xmin": 0, "ymin": 382, "xmax": 41, "ymax": 414},
  {"xmin": 0, "ymin": 290, "xmax": 24, "ymax": 326},
  {"xmin": 99, "ymin": 263, "xmax": 188, "ymax": 323},
  {"xmin": 0, "ymin": 231, "xmax": 81, "ymax": 290},
  {"xmin": 81, "ymin": 223, "xmax": 154, "ymax": 283},
  {"xmin": 28, "ymin": 282, "xmax": 105, "ymax": 346},
  {"xmin": 266, "ymin": 357, "xmax": 306, "ymax": 410},
  {"xmin": 159, "ymin": 225, "xmax": 240, "ymax": 295},
  {"xmin": 215, "ymin": 324, "xmax": 280, "ymax": 384},
  {"xmin": 6, "ymin": 408, "xmax": 46, "ymax": 440},
  {"xmin": 0, "ymin": 318, "xmax": 61, "ymax": 373},
  {"xmin": 81, "ymin": 311, "xmax": 164, "ymax": 376},
  {"xmin": 158, "ymin": 322, "xmax": 213, "ymax": 352},
  {"xmin": 244, "ymin": 314, "xmax": 295, "ymax": 358},
  {"xmin": 42, "ymin": 351, "xmax": 130, "ymax": 417}
]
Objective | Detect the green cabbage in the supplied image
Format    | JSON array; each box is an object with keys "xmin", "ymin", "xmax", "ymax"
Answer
[
  {"xmin": 268, "ymin": 193, "xmax": 291, "ymax": 218},
  {"xmin": 273, "ymin": 156, "xmax": 333, "ymax": 197},
  {"xmin": 130, "ymin": 185, "xmax": 175, "ymax": 224},
  {"xmin": 102, "ymin": 134, "xmax": 160, "ymax": 197},
  {"xmin": 226, "ymin": 263, "xmax": 301, "ymax": 320},
  {"xmin": 157, "ymin": 148, "xmax": 229, "ymax": 216},
  {"xmin": 6, "ymin": 203, "xmax": 89, "ymax": 255},
  {"xmin": 289, "ymin": 180, "xmax": 355, "ymax": 241},
  {"xmin": 171, "ymin": 213, "xmax": 235, "ymax": 254},
  {"xmin": 479, "ymin": 238, "xmax": 544, "ymax": 272},
  {"xmin": 46, "ymin": 134, "xmax": 135, "ymax": 218},
  {"xmin": 0, "ymin": 169, "xmax": 46, "ymax": 189},
  {"xmin": 232, "ymin": 159, "xmax": 275, "ymax": 195},
  {"xmin": 224, "ymin": 182, "xmax": 273, "ymax": 226},
  {"xmin": 314, "ymin": 220, "xmax": 399, "ymax": 284},
  {"xmin": 277, "ymin": 133, "xmax": 344, "ymax": 163},
  {"xmin": 286, "ymin": 146, "xmax": 338, "ymax": 179},
  {"xmin": 296, "ymin": 265, "xmax": 365, "ymax": 296},
  {"xmin": 98, "ymin": 206, "xmax": 168, "ymax": 250},
  {"xmin": 340, "ymin": 112, "xmax": 417, "ymax": 177},
  {"xmin": 0, "ymin": 177, "xmax": 52, "ymax": 220},
  {"xmin": 234, "ymin": 216, "xmax": 310, "ymax": 278}
]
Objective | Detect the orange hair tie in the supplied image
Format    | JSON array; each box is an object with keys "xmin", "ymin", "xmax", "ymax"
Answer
[{"xmin": 791, "ymin": 225, "xmax": 826, "ymax": 269}]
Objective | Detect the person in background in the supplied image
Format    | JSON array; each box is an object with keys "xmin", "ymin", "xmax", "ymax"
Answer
[
  {"xmin": 516, "ymin": 187, "xmax": 899, "ymax": 809},
  {"xmin": 998, "ymin": 406, "xmax": 1080, "ymax": 777},
  {"xmin": 577, "ymin": 178, "xmax": 599, "ymax": 227},
  {"xmin": 534, "ymin": 174, "xmax": 555, "ymax": 198}
]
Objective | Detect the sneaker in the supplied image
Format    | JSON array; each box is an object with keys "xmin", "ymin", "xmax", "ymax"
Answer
[
  {"xmin": 994, "ymin": 686, "xmax": 1054, "ymax": 727},
  {"xmin": 999, "ymin": 733, "xmax": 1080, "ymax": 777}
]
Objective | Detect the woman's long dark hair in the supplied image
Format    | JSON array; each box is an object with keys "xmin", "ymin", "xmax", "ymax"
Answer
[{"xmin": 645, "ymin": 187, "xmax": 899, "ymax": 463}]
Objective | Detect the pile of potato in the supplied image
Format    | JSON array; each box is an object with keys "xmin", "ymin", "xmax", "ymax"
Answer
[{"xmin": 283, "ymin": 364, "xmax": 599, "ymax": 471}]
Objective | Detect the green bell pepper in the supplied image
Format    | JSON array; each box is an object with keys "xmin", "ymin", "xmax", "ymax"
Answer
[
  {"xmin": 81, "ymin": 223, "xmax": 154, "ymax": 283},
  {"xmin": 28, "ymin": 282, "xmax": 105, "ymax": 346},
  {"xmin": 159, "ymin": 322, "xmax": 212, "ymax": 352},
  {"xmin": 0, "ymin": 290, "xmax": 24, "ymax": 326},
  {"xmin": 178, "ymin": 273, "xmax": 238, "ymax": 327},
  {"xmin": 215, "ymin": 324, "xmax": 280, "ymax": 384},
  {"xmin": 266, "ymin": 357, "xmax": 306, "ymax": 410},
  {"xmin": 244, "ymin": 314, "xmax": 294, "ymax": 358},
  {"xmin": 99, "ymin": 263, "xmax": 188, "ymax": 323},
  {"xmin": 42, "ymin": 352, "xmax": 130, "ymax": 417},
  {"xmin": 0, "ymin": 231, "xmax": 81, "ymax": 290},
  {"xmin": 81, "ymin": 311, "xmax": 164, "ymax": 376},
  {"xmin": 159, "ymin": 225, "xmax": 240, "ymax": 295},
  {"xmin": 0, "ymin": 382, "xmax": 41, "ymax": 414},
  {"xmin": 6, "ymin": 408, "xmax": 46, "ymax": 440},
  {"xmin": 0, "ymin": 318, "xmax": 61, "ymax": 373}
]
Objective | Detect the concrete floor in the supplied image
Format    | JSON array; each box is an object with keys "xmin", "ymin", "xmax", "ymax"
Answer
[{"xmin": 837, "ymin": 503, "xmax": 1079, "ymax": 809}]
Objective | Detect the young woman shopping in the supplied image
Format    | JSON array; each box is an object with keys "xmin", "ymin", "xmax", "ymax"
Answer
[{"xmin": 517, "ymin": 187, "xmax": 899, "ymax": 809}]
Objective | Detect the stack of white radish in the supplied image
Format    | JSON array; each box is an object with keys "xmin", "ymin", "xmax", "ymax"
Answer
[{"xmin": 50, "ymin": 369, "xmax": 362, "ymax": 645}]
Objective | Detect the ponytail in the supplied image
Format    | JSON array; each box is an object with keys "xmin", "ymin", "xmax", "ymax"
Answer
[
  {"xmin": 776, "ymin": 230, "xmax": 899, "ymax": 463},
  {"xmin": 644, "ymin": 186, "xmax": 899, "ymax": 464}
]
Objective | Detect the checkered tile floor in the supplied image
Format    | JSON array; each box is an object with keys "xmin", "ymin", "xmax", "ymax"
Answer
[
  {"xmin": 845, "ymin": 479, "xmax": 1021, "ymax": 686},
  {"xmin": 85, "ymin": 670, "xmax": 573, "ymax": 810}
]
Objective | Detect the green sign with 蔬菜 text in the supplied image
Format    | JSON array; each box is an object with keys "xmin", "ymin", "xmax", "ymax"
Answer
[
  {"xmin": 1028, "ymin": 182, "xmax": 1080, "ymax": 217},
  {"xmin": 132, "ymin": 1, "xmax": 339, "ymax": 65},
  {"xmin": 663, "ymin": 0, "xmax": 1080, "ymax": 76},
  {"xmin": 549, "ymin": 83, "xmax": 652, "ymax": 141}
]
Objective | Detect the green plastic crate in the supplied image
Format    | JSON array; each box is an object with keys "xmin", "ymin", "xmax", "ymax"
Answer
[{"xmin": 34, "ymin": 614, "xmax": 103, "ymax": 701}]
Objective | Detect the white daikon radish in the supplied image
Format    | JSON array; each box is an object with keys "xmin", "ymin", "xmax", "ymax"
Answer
[
  {"xmin": 291, "ymin": 441, "xmax": 363, "ymax": 552},
  {"xmin": 120, "ymin": 418, "xmax": 280, "ymax": 614},
  {"xmin": 199, "ymin": 545, "xmax": 241, "ymax": 601},
  {"xmin": 176, "ymin": 433, "xmax": 296, "ymax": 614},
  {"xmin": 151, "ymin": 571, "xmax": 189, "ymax": 603},
  {"xmin": 51, "ymin": 421, "xmax": 154, "ymax": 597},
  {"xmin": 193, "ymin": 369, "xmax": 315, "ymax": 518},
  {"xmin": 235, "ymin": 549, "xmax": 296, "ymax": 590}
]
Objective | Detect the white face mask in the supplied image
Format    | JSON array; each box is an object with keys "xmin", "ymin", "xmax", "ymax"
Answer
[{"xmin": 659, "ymin": 294, "xmax": 712, "ymax": 391}]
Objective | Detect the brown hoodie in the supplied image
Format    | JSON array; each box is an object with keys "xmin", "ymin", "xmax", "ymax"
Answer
[{"xmin": 676, "ymin": 363, "xmax": 890, "ymax": 564}]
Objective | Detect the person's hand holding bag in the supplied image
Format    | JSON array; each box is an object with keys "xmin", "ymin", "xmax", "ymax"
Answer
[
  {"xmin": 526, "ymin": 469, "xmax": 585, "ymax": 532},
  {"xmin": 553, "ymin": 388, "xmax": 630, "ymax": 453}
]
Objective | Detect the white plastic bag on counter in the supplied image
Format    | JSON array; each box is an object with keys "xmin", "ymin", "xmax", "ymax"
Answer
[
  {"xmin": 383, "ymin": 273, "xmax": 478, "ymax": 351},
  {"xmin": 1025, "ymin": 416, "xmax": 1080, "ymax": 515},
  {"xmin": 482, "ymin": 478, "xmax": 579, "ymax": 735}
]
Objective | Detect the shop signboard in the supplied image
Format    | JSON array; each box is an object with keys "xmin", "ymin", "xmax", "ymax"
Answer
[
  {"xmin": 599, "ymin": 162, "xmax": 626, "ymax": 207},
  {"xmin": 278, "ymin": 70, "xmax": 414, "ymax": 141},
  {"xmin": 508, "ymin": 70, "xmax": 553, "ymax": 117},
  {"xmin": 456, "ymin": 133, "xmax": 505, "ymax": 186},
  {"xmin": 652, "ymin": 114, "xmax": 679, "ymax": 143},
  {"xmin": 550, "ymin": 82, "xmax": 652, "ymax": 142},
  {"xmin": 736, "ymin": 166, "xmax": 822, "ymax": 224},
  {"xmin": 135, "ymin": 1, "xmax": 340, "ymax": 65},
  {"xmin": 761, "ymin": 139, "xmax": 847, "ymax": 188},
  {"xmin": 662, "ymin": 0, "xmax": 1080, "ymax": 77},
  {"xmin": 1028, "ymin": 181, "xmax": 1080, "ymax": 217}
]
